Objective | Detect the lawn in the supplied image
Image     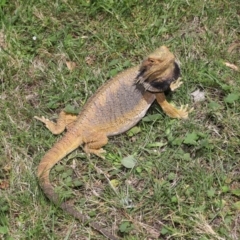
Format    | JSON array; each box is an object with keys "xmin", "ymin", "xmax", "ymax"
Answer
[{"xmin": 0, "ymin": 0, "xmax": 240, "ymax": 239}]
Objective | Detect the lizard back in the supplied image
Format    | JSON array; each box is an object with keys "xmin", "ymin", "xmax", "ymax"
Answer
[{"xmin": 75, "ymin": 66, "xmax": 156, "ymax": 136}]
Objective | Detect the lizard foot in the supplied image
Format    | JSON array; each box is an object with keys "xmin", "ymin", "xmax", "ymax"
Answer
[
  {"xmin": 84, "ymin": 147, "xmax": 106, "ymax": 159},
  {"xmin": 170, "ymin": 78, "xmax": 183, "ymax": 91},
  {"xmin": 175, "ymin": 104, "xmax": 194, "ymax": 119},
  {"xmin": 34, "ymin": 115, "xmax": 52, "ymax": 126},
  {"xmin": 34, "ymin": 116, "xmax": 64, "ymax": 134}
]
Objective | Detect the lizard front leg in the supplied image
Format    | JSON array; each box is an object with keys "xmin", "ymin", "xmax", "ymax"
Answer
[
  {"xmin": 34, "ymin": 111, "xmax": 78, "ymax": 134},
  {"xmin": 155, "ymin": 92, "xmax": 193, "ymax": 119}
]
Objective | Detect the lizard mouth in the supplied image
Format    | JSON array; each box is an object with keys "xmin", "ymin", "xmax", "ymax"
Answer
[{"xmin": 136, "ymin": 61, "xmax": 181, "ymax": 93}]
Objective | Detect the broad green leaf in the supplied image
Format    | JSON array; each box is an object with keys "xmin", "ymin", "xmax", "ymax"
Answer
[
  {"xmin": 108, "ymin": 59, "xmax": 119, "ymax": 66},
  {"xmin": 221, "ymin": 185, "xmax": 229, "ymax": 193},
  {"xmin": 199, "ymin": 139, "xmax": 214, "ymax": 149},
  {"xmin": 168, "ymin": 172, "xmax": 176, "ymax": 181},
  {"xmin": 182, "ymin": 153, "xmax": 191, "ymax": 161},
  {"xmin": 46, "ymin": 101, "xmax": 59, "ymax": 109},
  {"xmin": 142, "ymin": 114, "xmax": 161, "ymax": 122},
  {"xmin": 233, "ymin": 201, "xmax": 240, "ymax": 210},
  {"xmin": 127, "ymin": 126, "xmax": 141, "ymax": 136},
  {"xmin": 64, "ymin": 105, "xmax": 79, "ymax": 114},
  {"xmin": 109, "ymin": 68, "xmax": 120, "ymax": 77},
  {"xmin": 62, "ymin": 169, "xmax": 73, "ymax": 179},
  {"xmin": 73, "ymin": 180, "xmax": 83, "ymax": 187},
  {"xmin": 171, "ymin": 196, "xmax": 178, "ymax": 203},
  {"xmin": 183, "ymin": 132, "xmax": 199, "ymax": 145},
  {"xmin": 160, "ymin": 227, "xmax": 169, "ymax": 235},
  {"xmin": 110, "ymin": 179, "xmax": 120, "ymax": 188},
  {"xmin": 224, "ymin": 93, "xmax": 239, "ymax": 104},
  {"xmin": 121, "ymin": 155, "xmax": 137, "ymax": 169},
  {"xmin": 208, "ymin": 101, "xmax": 221, "ymax": 110},
  {"xmin": 146, "ymin": 141, "xmax": 167, "ymax": 148},
  {"xmin": 55, "ymin": 165, "xmax": 65, "ymax": 172},
  {"xmin": 171, "ymin": 137, "xmax": 183, "ymax": 146},
  {"xmin": 231, "ymin": 189, "xmax": 240, "ymax": 197},
  {"xmin": 65, "ymin": 176, "xmax": 73, "ymax": 184},
  {"xmin": 221, "ymin": 186, "xmax": 229, "ymax": 193},
  {"xmin": 207, "ymin": 187, "xmax": 216, "ymax": 198},
  {"xmin": 123, "ymin": 60, "xmax": 131, "ymax": 67},
  {"xmin": 136, "ymin": 167, "xmax": 142, "ymax": 173},
  {"xmin": 89, "ymin": 211, "xmax": 97, "ymax": 217},
  {"xmin": 119, "ymin": 221, "xmax": 133, "ymax": 233},
  {"xmin": 0, "ymin": 226, "xmax": 8, "ymax": 234},
  {"xmin": 119, "ymin": 221, "xmax": 129, "ymax": 232}
]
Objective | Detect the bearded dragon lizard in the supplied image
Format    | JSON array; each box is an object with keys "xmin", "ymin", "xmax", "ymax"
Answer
[{"xmin": 34, "ymin": 46, "xmax": 192, "ymax": 240}]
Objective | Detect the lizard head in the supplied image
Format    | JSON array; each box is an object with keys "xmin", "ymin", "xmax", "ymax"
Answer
[{"xmin": 136, "ymin": 46, "xmax": 180, "ymax": 93}]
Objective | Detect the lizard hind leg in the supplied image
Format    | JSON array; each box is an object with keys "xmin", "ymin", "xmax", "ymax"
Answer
[
  {"xmin": 83, "ymin": 133, "xmax": 108, "ymax": 159},
  {"xmin": 34, "ymin": 111, "xmax": 78, "ymax": 135}
]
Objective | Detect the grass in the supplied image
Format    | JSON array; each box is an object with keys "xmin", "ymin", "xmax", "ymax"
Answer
[{"xmin": 0, "ymin": 0, "xmax": 240, "ymax": 239}]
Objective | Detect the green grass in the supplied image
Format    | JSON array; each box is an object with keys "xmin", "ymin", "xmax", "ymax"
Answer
[{"xmin": 1, "ymin": 0, "xmax": 240, "ymax": 239}]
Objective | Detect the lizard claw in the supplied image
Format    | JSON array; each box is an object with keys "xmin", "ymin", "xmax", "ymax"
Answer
[
  {"xmin": 177, "ymin": 104, "xmax": 194, "ymax": 119},
  {"xmin": 170, "ymin": 78, "xmax": 183, "ymax": 91},
  {"xmin": 34, "ymin": 116, "xmax": 49, "ymax": 124},
  {"xmin": 84, "ymin": 147, "xmax": 106, "ymax": 159},
  {"xmin": 34, "ymin": 116, "xmax": 52, "ymax": 128},
  {"xmin": 34, "ymin": 116, "xmax": 64, "ymax": 134},
  {"xmin": 95, "ymin": 148, "xmax": 107, "ymax": 159}
]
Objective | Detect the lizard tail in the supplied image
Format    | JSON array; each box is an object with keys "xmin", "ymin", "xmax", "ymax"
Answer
[
  {"xmin": 37, "ymin": 133, "xmax": 119, "ymax": 240},
  {"xmin": 37, "ymin": 132, "xmax": 82, "ymax": 205}
]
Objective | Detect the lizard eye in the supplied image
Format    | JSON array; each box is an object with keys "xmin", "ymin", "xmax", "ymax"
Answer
[{"xmin": 148, "ymin": 58, "xmax": 155, "ymax": 63}]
